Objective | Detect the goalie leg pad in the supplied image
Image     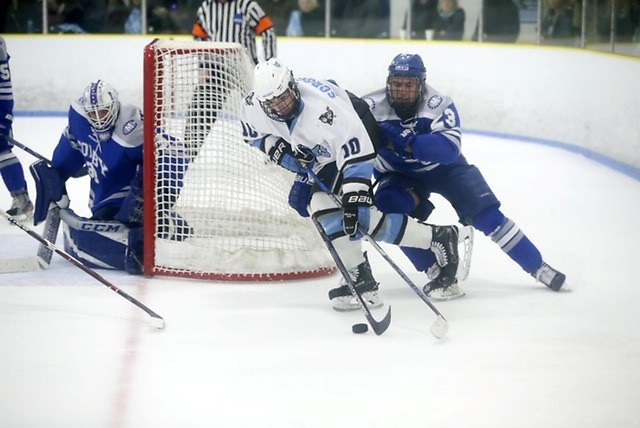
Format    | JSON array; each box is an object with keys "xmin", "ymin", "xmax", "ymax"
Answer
[
  {"xmin": 29, "ymin": 160, "xmax": 68, "ymax": 226},
  {"xmin": 60, "ymin": 208, "xmax": 129, "ymax": 270}
]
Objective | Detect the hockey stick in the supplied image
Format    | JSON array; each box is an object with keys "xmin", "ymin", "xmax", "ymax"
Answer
[
  {"xmin": 310, "ymin": 214, "xmax": 391, "ymax": 335},
  {"xmin": 8, "ymin": 136, "xmax": 49, "ymax": 162},
  {"xmin": 0, "ymin": 209, "xmax": 165, "ymax": 329},
  {"xmin": 306, "ymin": 169, "xmax": 448, "ymax": 339},
  {"xmin": 9, "ymin": 136, "xmax": 88, "ymax": 177},
  {"xmin": 7, "ymin": 137, "xmax": 64, "ymax": 269}
]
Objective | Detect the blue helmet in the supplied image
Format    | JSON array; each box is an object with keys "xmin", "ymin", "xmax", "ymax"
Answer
[
  {"xmin": 387, "ymin": 53, "xmax": 426, "ymax": 80},
  {"xmin": 386, "ymin": 53, "xmax": 427, "ymax": 119}
]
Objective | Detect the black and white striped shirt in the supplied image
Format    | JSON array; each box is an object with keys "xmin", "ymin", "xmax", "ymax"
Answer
[{"xmin": 192, "ymin": 0, "xmax": 277, "ymax": 65}]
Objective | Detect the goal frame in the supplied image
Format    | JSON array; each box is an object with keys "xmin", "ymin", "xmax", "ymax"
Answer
[{"xmin": 142, "ymin": 39, "xmax": 335, "ymax": 281}]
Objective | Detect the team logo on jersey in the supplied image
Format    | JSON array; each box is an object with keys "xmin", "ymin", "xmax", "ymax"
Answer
[
  {"xmin": 427, "ymin": 95, "xmax": 443, "ymax": 109},
  {"xmin": 363, "ymin": 96, "xmax": 376, "ymax": 111},
  {"xmin": 123, "ymin": 120, "xmax": 137, "ymax": 135},
  {"xmin": 233, "ymin": 13, "xmax": 243, "ymax": 25},
  {"xmin": 244, "ymin": 92, "xmax": 255, "ymax": 106},
  {"xmin": 319, "ymin": 107, "xmax": 335, "ymax": 125},
  {"xmin": 302, "ymin": 143, "xmax": 330, "ymax": 160}
]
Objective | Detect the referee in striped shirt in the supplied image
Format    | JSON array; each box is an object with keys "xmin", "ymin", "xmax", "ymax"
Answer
[
  {"xmin": 192, "ymin": 0, "xmax": 277, "ymax": 65},
  {"xmin": 185, "ymin": 0, "xmax": 277, "ymax": 157}
]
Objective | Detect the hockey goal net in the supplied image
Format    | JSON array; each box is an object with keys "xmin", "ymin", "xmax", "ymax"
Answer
[{"xmin": 142, "ymin": 39, "xmax": 334, "ymax": 280}]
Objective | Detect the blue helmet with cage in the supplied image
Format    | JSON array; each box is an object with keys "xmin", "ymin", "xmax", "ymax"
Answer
[{"xmin": 386, "ymin": 53, "xmax": 427, "ymax": 119}]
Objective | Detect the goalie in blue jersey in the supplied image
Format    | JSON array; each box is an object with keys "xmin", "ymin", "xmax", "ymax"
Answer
[
  {"xmin": 0, "ymin": 36, "xmax": 34, "ymax": 220},
  {"xmin": 362, "ymin": 53, "xmax": 566, "ymax": 299},
  {"xmin": 30, "ymin": 80, "xmax": 190, "ymax": 274}
]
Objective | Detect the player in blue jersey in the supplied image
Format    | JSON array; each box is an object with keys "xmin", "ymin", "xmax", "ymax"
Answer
[
  {"xmin": 31, "ymin": 80, "xmax": 189, "ymax": 273},
  {"xmin": 241, "ymin": 58, "xmax": 465, "ymax": 311},
  {"xmin": 362, "ymin": 53, "xmax": 565, "ymax": 300},
  {"xmin": 0, "ymin": 36, "xmax": 34, "ymax": 220}
]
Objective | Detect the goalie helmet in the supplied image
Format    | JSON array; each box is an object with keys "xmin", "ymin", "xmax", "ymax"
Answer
[
  {"xmin": 253, "ymin": 59, "xmax": 301, "ymax": 122},
  {"xmin": 385, "ymin": 53, "xmax": 427, "ymax": 120},
  {"xmin": 80, "ymin": 80, "xmax": 120, "ymax": 132}
]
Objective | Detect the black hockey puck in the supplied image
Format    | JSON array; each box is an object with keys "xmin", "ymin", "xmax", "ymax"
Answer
[{"xmin": 352, "ymin": 323, "xmax": 368, "ymax": 334}]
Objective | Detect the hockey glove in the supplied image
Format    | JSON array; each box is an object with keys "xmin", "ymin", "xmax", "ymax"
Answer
[
  {"xmin": 379, "ymin": 121, "xmax": 415, "ymax": 152},
  {"xmin": 267, "ymin": 138, "xmax": 300, "ymax": 171},
  {"xmin": 267, "ymin": 138, "xmax": 315, "ymax": 173},
  {"xmin": 30, "ymin": 159, "xmax": 70, "ymax": 226},
  {"xmin": 288, "ymin": 173, "xmax": 312, "ymax": 217},
  {"xmin": 342, "ymin": 191, "xmax": 372, "ymax": 240}
]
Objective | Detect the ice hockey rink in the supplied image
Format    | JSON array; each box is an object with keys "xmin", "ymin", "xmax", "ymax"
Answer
[{"xmin": 1, "ymin": 116, "xmax": 639, "ymax": 428}]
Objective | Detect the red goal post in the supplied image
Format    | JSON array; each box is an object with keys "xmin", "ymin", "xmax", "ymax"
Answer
[{"xmin": 142, "ymin": 39, "xmax": 335, "ymax": 280}]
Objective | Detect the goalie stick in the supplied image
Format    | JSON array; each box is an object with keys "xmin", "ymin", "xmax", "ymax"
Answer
[
  {"xmin": 307, "ymin": 168, "xmax": 450, "ymax": 339},
  {"xmin": 0, "ymin": 209, "xmax": 165, "ymax": 329},
  {"xmin": 310, "ymin": 214, "xmax": 391, "ymax": 335},
  {"xmin": 5, "ymin": 137, "xmax": 63, "ymax": 270}
]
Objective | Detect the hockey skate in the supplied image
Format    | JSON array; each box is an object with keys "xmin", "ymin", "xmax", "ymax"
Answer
[
  {"xmin": 329, "ymin": 252, "xmax": 383, "ymax": 311},
  {"xmin": 424, "ymin": 263, "xmax": 466, "ymax": 300},
  {"xmin": 424, "ymin": 225, "xmax": 474, "ymax": 300},
  {"xmin": 423, "ymin": 225, "xmax": 464, "ymax": 300},
  {"xmin": 6, "ymin": 190, "xmax": 33, "ymax": 221},
  {"xmin": 534, "ymin": 262, "xmax": 566, "ymax": 291}
]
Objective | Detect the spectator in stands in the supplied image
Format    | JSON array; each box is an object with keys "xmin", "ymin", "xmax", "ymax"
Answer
[
  {"xmin": 48, "ymin": 0, "xmax": 87, "ymax": 33},
  {"xmin": 472, "ymin": 0, "xmax": 520, "ymax": 43},
  {"xmin": 103, "ymin": 0, "xmax": 130, "ymax": 33},
  {"xmin": 332, "ymin": 0, "xmax": 387, "ymax": 38},
  {"xmin": 148, "ymin": 0, "xmax": 180, "ymax": 34},
  {"xmin": 124, "ymin": 0, "xmax": 142, "ymax": 33},
  {"xmin": 402, "ymin": 0, "xmax": 437, "ymax": 39},
  {"xmin": 260, "ymin": 0, "xmax": 297, "ymax": 36},
  {"xmin": 541, "ymin": 0, "xmax": 577, "ymax": 44},
  {"xmin": 286, "ymin": 0, "xmax": 325, "ymax": 37},
  {"xmin": 432, "ymin": 0, "xmax": 465, "ymax": 40}
]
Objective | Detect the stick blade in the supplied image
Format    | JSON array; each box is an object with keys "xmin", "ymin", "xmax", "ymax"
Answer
[
  {"xmin": 430, "ymin": 315, "xmax": 449, "ymax": 339},
  {"xmin": 149, "ymin": 316, "xmax": 165, "ymax": 330},
  {"xmin": 370, "ymin": 305, "xmax": 392, "ymax": 336}
]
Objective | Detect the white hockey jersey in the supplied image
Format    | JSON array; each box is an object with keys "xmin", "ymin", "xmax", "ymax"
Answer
[{"xmin": 241, "ymin": 77, "xmax": 376, "ymax": 180}]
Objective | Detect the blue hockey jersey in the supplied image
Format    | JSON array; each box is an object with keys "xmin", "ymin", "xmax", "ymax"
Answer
[
  {"xmin": 0, "ymin": 36, "xmax": 14, "ymax": 145},
  {"xmin": 51, "ymin": 101, "xmax": 144, "ymax": 215},
  {"xmin": 362, "ymin": 84, "xmax": 465, "ymax": 178}
]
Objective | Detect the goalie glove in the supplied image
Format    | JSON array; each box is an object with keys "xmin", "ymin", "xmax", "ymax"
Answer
[
  {"xmin": 29, "ymin": 159, "xmax": 70, "ymax": 226},
  {"xmin": 342, "ymin": 190, "xmax": 372, "ymax": 240}
]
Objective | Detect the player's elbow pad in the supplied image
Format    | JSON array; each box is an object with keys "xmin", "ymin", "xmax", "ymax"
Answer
[{"xmin": 411, "ymin": 133, "xmax": 460, "ymax": 164}]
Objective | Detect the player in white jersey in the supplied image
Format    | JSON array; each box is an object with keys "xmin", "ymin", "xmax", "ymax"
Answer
[
  {"xmin": 362, "ymin": 53, "xmax": 565, "ymax": 299},
  {"xmin": 241, "ymin": 58, "xmax": 464, "ymax": 311},
  {"xmin": 31, "ymin": 81, "xmax": 189, "ymax": 274},
  {"xmin": 0, "ymin": 36, "xmax": 33, "ymax": 220}
]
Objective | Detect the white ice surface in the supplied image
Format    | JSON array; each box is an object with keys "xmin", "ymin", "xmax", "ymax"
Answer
[{"xmin": 1, "ymin": 117, "xmax": 639, "ymax": 428}]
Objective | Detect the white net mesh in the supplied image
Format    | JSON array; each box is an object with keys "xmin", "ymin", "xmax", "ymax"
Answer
[{"xmin": 144, "ymin": 40, "xmax": 334, "ymax": 280}]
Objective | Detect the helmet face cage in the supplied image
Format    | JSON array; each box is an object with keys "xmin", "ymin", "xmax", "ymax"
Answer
[
  {"xmin": 81, "ymin": 80, "xmax": 120, "ymax": 131},
  {"xmin": 385, "ymin": 54, "xmax": 427, "ymax": 119},
  {"xmin": 254, "ymin": 59, "xmax": 301, "ymax": 122},
  {"xmin": 258, "ymin": 81, "xmax": 300, "ymax": 122}
]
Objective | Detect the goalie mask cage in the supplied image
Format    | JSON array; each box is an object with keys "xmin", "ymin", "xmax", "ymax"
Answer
[{"xmin": 143, "ymin": 39, "xmax": 335, "ymax": 280}]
